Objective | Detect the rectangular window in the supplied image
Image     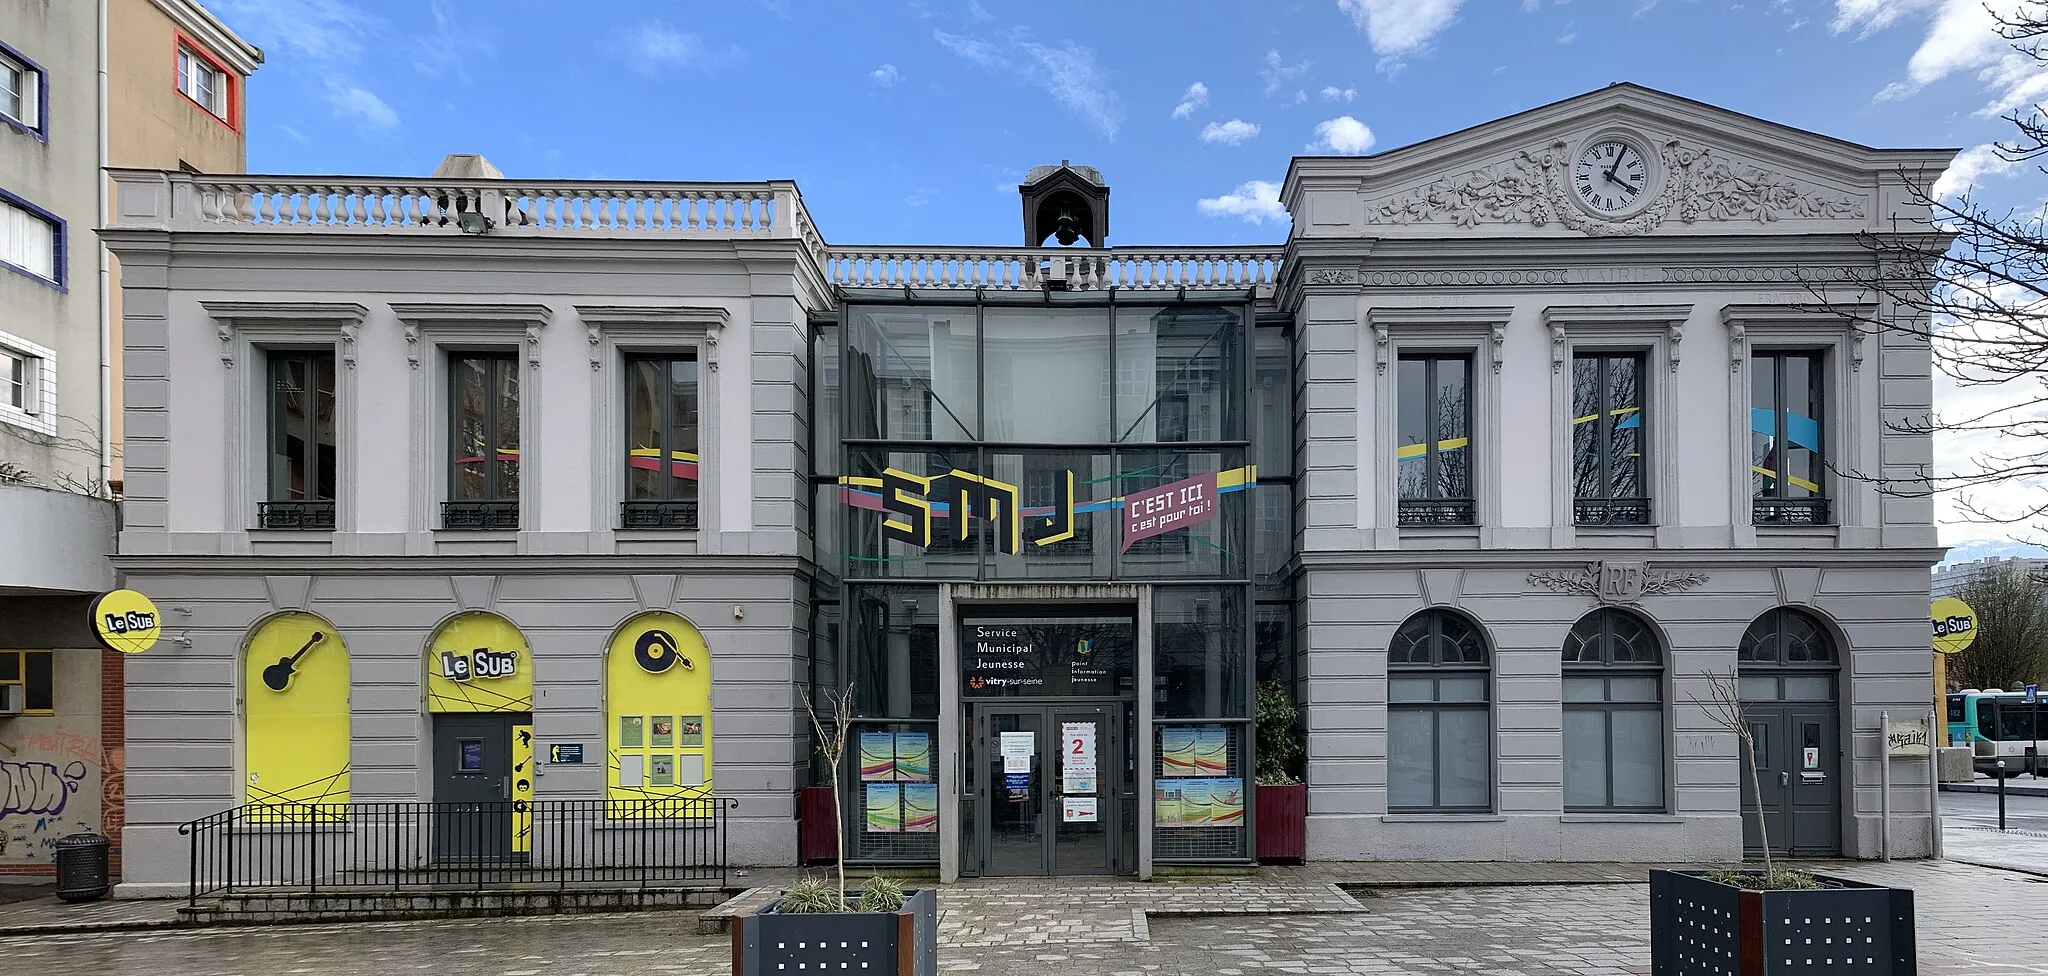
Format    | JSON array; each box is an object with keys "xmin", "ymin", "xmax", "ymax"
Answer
[
  {"xmin": 445, "ymin": 354, "xmax": 519, "ymax": 529},
  {"xmin": 0, "ymin": 650, "xmax": 54, "ymax": 713},
  {"xmin": 2, "ymin": 347, "xmax": 36, "ymax": 413},
  {"xmin": 623, "ymin": 353, "xmax": 699, "ymax": 529},
  {"xmin": 1396, "ymin": 354, "xmax": 1473, "ymax": 525},
  {"xmin": 261, "ymin": 351, "xmax": 338, "ymax": 530},
  {"xmin": 0, "ymin": 43, "xmax": 42, "ymax": 133},
  {"xmin": 1750, "ymin": 351, "xmax": 1828, "ymax": 524},
  {"xmin": 0, "ymin": 192, "xmax": 60, "ymax": 285},
  {"xmin": 177, "ymin": 44, "xmax": 229, "ymax": 121},
  {"xmin": 1571, "ymin": 352, "xmax": 1648, "ymax": 525}
]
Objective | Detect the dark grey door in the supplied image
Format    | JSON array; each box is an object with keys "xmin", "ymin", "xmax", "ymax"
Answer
[
  {"xmin": 432, "ymin": 712, "xmax": 521, "ymax": 861},
  {"xmin": 1050, "ymin": 705, "xmax": 1116, "ymax": 875},
  {"xmin": 1738, "ymin": 702, "xmax": 1841, "ymax": 857},
  {"xmin": 981, "ymin": 708, "xmax": 1047, "ymax": 875},
  {"xmin": 970, "ymin": 704, "xmax": 1130, "ymax": 876}
]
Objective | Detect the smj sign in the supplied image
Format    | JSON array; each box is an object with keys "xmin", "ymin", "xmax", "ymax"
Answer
[{"xmin": 837, "ymin": 464, "xmax": 1255, "ymax": 554}]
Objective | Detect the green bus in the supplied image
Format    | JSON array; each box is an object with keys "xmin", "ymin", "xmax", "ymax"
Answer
[{"xmin": 1947, "ymin": 690, "xmax": 2048, "ymax": 777}]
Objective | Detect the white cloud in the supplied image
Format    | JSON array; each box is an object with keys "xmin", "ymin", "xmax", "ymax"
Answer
[
  {"xmin": 1172, "ymin": 81, "xmax": 1209, "ymax": 119},
  {"xmin": 934, "ymin": 30, "xmax": 1125, "ymax": 138},
  {"xmin": 1308, "ymin": 115, "xmax": 1376, "ymax": 153},
  {"xmin": 1933, "ymin": 143, "xmax": 2020, "ymax": 199},
  {"xmin": 1320, "ymin": 86, "xmax": 1358, "ymax": 101},
  {"xmin": 1334, "ymin": 0, "xmax": 1463, "ymax": 71},
  {"xmin": 1834, "ymin": 0, "xmax": 2048, "ymax": 116},
  {"xmin": 904, "ymin": 187, "xmax": 937, "ymax": 207},
  {"xmin": 1262, "ymin": 49, "xmax": 1310, "ymax": 95},
  {"xmin": 968, "ymin": 0, "xmax": 994, "ymax": 21},
  {"xmin": 1197, "ymin": 180, "xmax": 1289, "ymax": 224},
  {"xmin": 1521, "ymin": 0, "xmax": 1540, "ymax": 9},
  {"xmin": 1294, "ymin": 89, "xmax": 1308, "ymax": 103},
  {"xmin": 410, "ymin": 0, "xmax": 493, "ymax": 81},
  {"xmin": 1200, "ymin": 119, "xmax": 1261, "ymax": 145},
  {"xmin": 1927, "ymin": 299, "xmax": 2048, "ymax": 546},
  {"xmin": 627, "ymin": 21, "xmax": 742, "ymax": 75},
  {"xmin": 1558, "ymin": 24, "xmax": 1577, "ymax": 43},
  {"xmin": 871, "ymin": 63, "xmax": 900, "ymax": 87},
  {"xmin": 326, "ymin": 82, "xmax": 398, "ymax": 130}
]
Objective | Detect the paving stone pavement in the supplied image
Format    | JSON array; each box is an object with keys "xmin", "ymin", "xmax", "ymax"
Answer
[{"xmin": 6, "ymin": 859, "xmax": 2048, "ymax": 975}]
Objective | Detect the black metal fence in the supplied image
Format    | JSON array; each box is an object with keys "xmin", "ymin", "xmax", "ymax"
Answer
[{"xmin": 179, "ymin": 797, "xmax": 734, "ymax": 905}]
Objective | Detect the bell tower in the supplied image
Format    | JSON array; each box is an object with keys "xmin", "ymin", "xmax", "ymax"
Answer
[{"xmin": 1020, "ymin": 161, "xmax": 1109, "ymax": 247}]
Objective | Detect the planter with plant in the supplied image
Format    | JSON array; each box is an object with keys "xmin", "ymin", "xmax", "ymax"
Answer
[
  {"xmin": 732, "ymin": 684, "xmax": 938, "ymax": 976},
  {"xmin": 1253, "ymin": 681, "xmax": 1307, "ymax": 863},
  {"xmin": 1647, "ymin": 672, "xmax": 1916, "ymax": 975}
]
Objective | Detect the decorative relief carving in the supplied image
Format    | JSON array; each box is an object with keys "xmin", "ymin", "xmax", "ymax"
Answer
[
  {"xmin": 1527, "ymin": 561, "xmax": 1709, "ymax": 602},
  {"xmin": 216, "ymin": 325, "xmax": 234, "ymax": 368},
  {"xmin": 338, "ymin": 323, "xmax": 359, "ymax": 369},
  {"xmin": 524, "ymin": 325, "xmax": 545, "ymax": 367},
  {"xmin": 1308, "ymin": 267, "xmax": 1360, "ymax": 286},
  {"xmin": 1365, "ymin": 139, "xmax": 1866, "ymax": 236},
  {"xmin": 1356, "ymin": 266, "xmax": 1865, "ymax": 288},
  {"xmin": 403, "ymin": 323, "xmax": 422, "ymax": 370},
  {"xmin": 1728, "ymin": 322, "xmax": 1747, "ymax": 372},
  {"xmin": 1666, "ymin": 321, "xmax": 1684, "ymax": 374},
  {"xmin": 1490, "ymin": 325, "xmax": 1506, "ymax": 374},
  {"xmin": 1373, "ymin": 325, "xmax": 1391, "ymax": 375},
  {"xmin": 588, "ymin": 324, "xmax": 604, "ymax": 370},
  {"xmin": 1550, "ymin": 324, "xmax": 1568, "ymax": 373},
  {"xmin": 1849, "ymin": 327, "xmax": 1866, "ymax": 371}
]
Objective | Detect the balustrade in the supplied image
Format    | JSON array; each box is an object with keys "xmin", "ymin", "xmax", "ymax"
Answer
[{"xmin": 824, "ymin": 246, "xmax": 1281, "ymax": 291}]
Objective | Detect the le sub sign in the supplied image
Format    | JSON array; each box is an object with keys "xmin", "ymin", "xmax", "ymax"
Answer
[{"xmin": 1931, "ymin": 597, "xmax": 1978, "ymax": 655}]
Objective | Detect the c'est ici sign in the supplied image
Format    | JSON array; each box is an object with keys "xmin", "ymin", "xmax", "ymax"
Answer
[{"xmin": 837, "ymin": 464, "xmax": 1257, "ymax": 553}]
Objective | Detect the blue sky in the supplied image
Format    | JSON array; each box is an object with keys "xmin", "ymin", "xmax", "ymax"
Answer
[{"xmin": 211, "ymin": 0, "xmax": 2047, "ymax": 560}]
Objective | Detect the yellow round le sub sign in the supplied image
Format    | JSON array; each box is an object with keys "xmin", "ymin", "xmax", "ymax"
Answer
[
  {"xmin": 1931, "ymin": 597, "xmax": 1978, "ymax": 655},
  {"xmin": 90, "ymin": 588, "xmax": 162, "ymax": 654}
]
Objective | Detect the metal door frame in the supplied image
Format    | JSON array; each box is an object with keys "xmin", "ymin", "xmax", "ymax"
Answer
[{"xmin": 966, "ymin": 700, "xmax": 1128, "ymax": 876}]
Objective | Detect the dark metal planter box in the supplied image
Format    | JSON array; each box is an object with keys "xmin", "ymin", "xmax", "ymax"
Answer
[
  {"xmin": 732, "ymin": 888, "xmax": 937, "ymax": 976},
  {"xmin": 1254, "ymin": 784, "xmax": 1306, "ymax": 863},
  {"xmin": 1649, "ymin": 869, "xmax": 1916, "ymax": 975}
]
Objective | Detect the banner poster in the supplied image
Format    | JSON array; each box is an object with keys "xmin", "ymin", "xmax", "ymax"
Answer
[
  {"xmin": 1177, "ymin": 779, "xmax": 1214, "ymax": 826},
  {"xmin": 1192, "ymin": 726, "xmax": 1229, "ymax": 776},
  {"xmin": 901, "ymin": 783, "xmax": 939, "ymax": 832},
  {"xmin": 1160, "ymin": 728, "xmax": 1199, "ymax": 776},
  {"xmin": 894, "ymin": 732, "xmax": 933, "ymax": 781},
  {"xmin": 1209, "ymin": 778, "xmax": 1245, "ymax": 826},
  {"xmin": 860, "ymin": 731, "xmax": 896, "ymax": 781},
  {"xmin": 865, "ymin": 783, "xmax": 902, "ymax": 832},
  {"xmin": 1154, "ymin": 780, "xmax": 1185, "ymax": 826}
]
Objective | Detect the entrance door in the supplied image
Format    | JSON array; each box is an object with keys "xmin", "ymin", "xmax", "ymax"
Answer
[
  {"xmin": 1739, "ymin": 703, "xmax": 1842, "ymax": 857},
  {"xmin": 431, "ymin": 712, "xmax": 526, "ymax": 862},
  {"xmin": 971, "ymin": 703, "xmax": 1124, "ymax": 875}
]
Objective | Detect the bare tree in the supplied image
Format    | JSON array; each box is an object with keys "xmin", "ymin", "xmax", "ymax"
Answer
[
  {"xmin": 800, "ymin": 682, "xmax": 856, "ymax": 909},
  {"xmin": 1949, "ymin": 569, "xmax": 2048, "ymax": 690},
  {"xmin": 1811, "ymin": 6, "xmax": 2048, "ymax": 540},
  {"xmin": 1692, "ymin": 670, "xmax": 1778, "ymax": 880}
]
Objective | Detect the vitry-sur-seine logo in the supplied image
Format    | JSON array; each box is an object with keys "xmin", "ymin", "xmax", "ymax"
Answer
[{"xmin": 1074, "ymin": 638, "xmax": 1093, "ymax": 658}]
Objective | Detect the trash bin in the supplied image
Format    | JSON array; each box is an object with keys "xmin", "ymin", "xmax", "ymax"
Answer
[{"xmin": 53, "ymin": 831, "xmax": 110, "ymax": 902}]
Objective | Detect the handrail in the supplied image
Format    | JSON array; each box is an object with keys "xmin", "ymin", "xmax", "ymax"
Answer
[
  {"xmin": 824, "ymin": 245, "xmax": 1283, "ymax": 291},
  {"xmin": 179, "ymin": 796, "xmax": 737, "ymax": 907}
]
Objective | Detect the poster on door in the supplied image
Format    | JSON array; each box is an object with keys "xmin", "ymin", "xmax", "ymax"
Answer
[
  {"xmin": 1062, "ymin": 796, "xmax": 1098, "ymax": 822},
  {"xmin": 1061, "ymin": 721, "xmax": 1097, "ymax": 785},
  {"xmin": 1000, "ymin": 730, "xmax": 1034, "ymax": 774}
]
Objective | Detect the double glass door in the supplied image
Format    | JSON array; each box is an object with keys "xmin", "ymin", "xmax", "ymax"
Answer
[{"xmin": 969, "ymin": 702, "xmax": 1132, "ymax": 875}]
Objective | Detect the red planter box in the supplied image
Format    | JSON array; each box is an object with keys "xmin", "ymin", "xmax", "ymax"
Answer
[
  {"xmin": 797, "ymin": 786, "xmax": 838, "ymax": 864},
  {"xmin": 1254, "ymin": 783, "xmax": 1306, "ymax": 863}
]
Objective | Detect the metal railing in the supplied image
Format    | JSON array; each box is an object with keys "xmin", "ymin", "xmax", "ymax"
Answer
[{"xmin": 179, "ymin": 796, "xmax": 734, "ymax": 906}]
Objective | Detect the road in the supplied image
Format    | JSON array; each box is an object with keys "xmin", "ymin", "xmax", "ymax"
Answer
[{"xmin": 1942, "ymin": 786, "xmax": 2048, "ymax": 832}]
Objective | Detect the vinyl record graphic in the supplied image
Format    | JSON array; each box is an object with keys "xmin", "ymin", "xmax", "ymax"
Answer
[{"xmin": 634, "ymin": 627, "xmax": 689, "ymax": 674}]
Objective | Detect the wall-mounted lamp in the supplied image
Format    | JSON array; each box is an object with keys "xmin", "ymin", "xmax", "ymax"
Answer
[
  {"xmin": 456, "ymin": 211, "xmax": 495, "ymax": 235},
  {"xmin": 166, "ymin": 634, "xmax": 194, "ymax": 648}
]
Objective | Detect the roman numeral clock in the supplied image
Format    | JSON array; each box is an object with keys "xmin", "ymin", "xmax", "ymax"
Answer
[{"xmin": 1571, "ymin": 135, "xmax": 1653, "ymax": 218}]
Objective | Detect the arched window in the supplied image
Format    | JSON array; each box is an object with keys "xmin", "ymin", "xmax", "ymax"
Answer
[
  {"xmin": 1387, "ymin": 609, "xmax": 1491, "ymax": 812},
  {"xmin": 605, "ymin": 611, "xmax": 713, "ymax": 818},
  {"xmin": 242, "ymin": 612, "xmax": 350, "ymax": 814},
  {"xmin": 1563, "ymin": 609, "xmax": 1665, "ymax": 812}
]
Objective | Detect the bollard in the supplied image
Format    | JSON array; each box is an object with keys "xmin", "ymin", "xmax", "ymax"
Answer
[{"xmin": 1999, "ymin": 759, "xmax": 2009, "ymax": 831}]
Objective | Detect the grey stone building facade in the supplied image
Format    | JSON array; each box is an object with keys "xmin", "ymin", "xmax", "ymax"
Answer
[{"xmin": 101, "ymin": 84, "xmax": 1952, "ymax": 893}]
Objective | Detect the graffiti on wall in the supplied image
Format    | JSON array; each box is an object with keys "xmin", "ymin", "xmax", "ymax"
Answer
[{"xmin": 0, "ymin": 728, "xmax": 103, "ymax": 864}]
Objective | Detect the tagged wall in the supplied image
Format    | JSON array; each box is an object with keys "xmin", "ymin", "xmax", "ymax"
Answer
[{"xmin": 0, "ymin": 650, "xmax": 104, "ymax": 869}]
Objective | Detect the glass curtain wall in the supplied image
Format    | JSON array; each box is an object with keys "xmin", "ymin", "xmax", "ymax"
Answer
[{"xmin": 815, "ymin": 295, "xmax": 1264, "ymax": 865}]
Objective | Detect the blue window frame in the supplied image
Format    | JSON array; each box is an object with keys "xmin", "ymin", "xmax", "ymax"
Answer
[
  {"xmin": 0, "ymin": 39, "xmax": 48, "ymax": 142},
  {"xmin": 0, "ymin": 186, "xmax": 64, "ymax": 291}
]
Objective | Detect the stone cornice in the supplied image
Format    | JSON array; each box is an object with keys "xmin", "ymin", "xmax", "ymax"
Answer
[
  {"xmin": 149, "ymin": 0, "xmax": 265, "ymax": 75},
  {"xmin": 111, "ymin": 553, "xmax": 811, "ymax": 575},
  {"xmin": 388, "ymin": 302, "xmax": 554, "ymax": 325},
  {"xmin": 200, "ymin": 301, "xmax": 368, "ymax": 370},
  {"xmin": 578, "ymin": 305, "xmax": 729, "ymax": 371},
  {"xmin": 1297, "ymin": 547, "xmax": 1947, "ymax": 572}
]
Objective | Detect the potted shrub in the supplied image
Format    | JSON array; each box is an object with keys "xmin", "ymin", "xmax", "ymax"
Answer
[
  {"xmin": 733, "ymin": 685, "xmax": 937, "ymax": 976},
  {"xmin": 1253, "ymin": 681, "xmax": 1307, "ymax": 863},
  {"xmin": 1649, "ymin": 672, "xmax": 1916, "ymax": 975}
]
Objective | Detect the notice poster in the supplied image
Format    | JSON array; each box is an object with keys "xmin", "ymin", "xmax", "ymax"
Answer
[
  {"xmin": 619, "ymin": 715, "xmax": 645, "ymax": 750},
  {"xmin": 650, "ymin": 755, "xmax": 675, "ymax": 787},
  {"xmin": 1004, "ymin": 772, "xmax": 1032, "ymax": 800},
  {"xmin": 1061, "ymin": 722, "xmax": 1097, "ymax": 780},
  {"xmin": 894, "ymin": 732, "xmax": 933, "ymax": 782},
  {"xmin": 1000, "ymin": 730, "xmax": 1034, "ymax": 774},
  {"xmin": 1177, "ymin": 779, "xmax": 1214, "ymax": 826},
  {"xmin": 901, "ymin": 783, "xmax": 939, "ymax": 832},
  {"xmin": 676, "ymin": 753, "xmax": 706, "ymax": 787},
  {"xmin": 1209, "ymin": 778, "xmax": 1245, "ymax": 826},
  {"xmin": 1062, "ymin": 796, "xmax": 1099, "ymax": 823},
  {"xmin": 1154, "ymin": 780, "xmax": 1186, "ymax": 826},
  {"xmin": 865, "ymin": 783, "xmax": 902, "ymax": 832},
  {"xmin": 1160, "ymin": 728, "xmax": 1199, "ymax": 777},
  {"xmin": 860, "ymin": 731, "xmax": 896, "ymax": 781},
  {"xmin": 618, "ymin": 754, "xmax": 645, "ymax": 788},
  {"xmin": 651, "ymin": 716, "xmax": 675, "ymax": 748},
  {"xmin": 678, "ymin": 716, "xmax": 705, "ymax": 748},
  {"xmin": 1192, "ymin": 726, "xmax": 1229, "ymax": 776},
  {"xmin": 1064, "ymin": 777, "xmax": 1096, "ymax": 795}
]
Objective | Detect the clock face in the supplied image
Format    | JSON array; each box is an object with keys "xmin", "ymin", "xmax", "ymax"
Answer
[{"xmin": 1572, "ymin": 140, "xmax": 1649, "ymax": 215}]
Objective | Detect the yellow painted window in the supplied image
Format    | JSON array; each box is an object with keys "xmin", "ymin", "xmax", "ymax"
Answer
[
  {"xmin": 605, "ymin": 611, "xmax": 712, "ymax": 819},
  {"xmin": 0, "ymin": 650, "xmax": 53, "ymax": 713},
  {"xmin": 241, "ymin": 613, "xmax": 350, "ymax": 816}
]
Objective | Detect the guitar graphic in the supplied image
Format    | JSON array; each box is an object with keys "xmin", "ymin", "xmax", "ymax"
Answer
[{"xmin": 261, "ymin": 631, "xmax": 327, "ymax": 692}]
